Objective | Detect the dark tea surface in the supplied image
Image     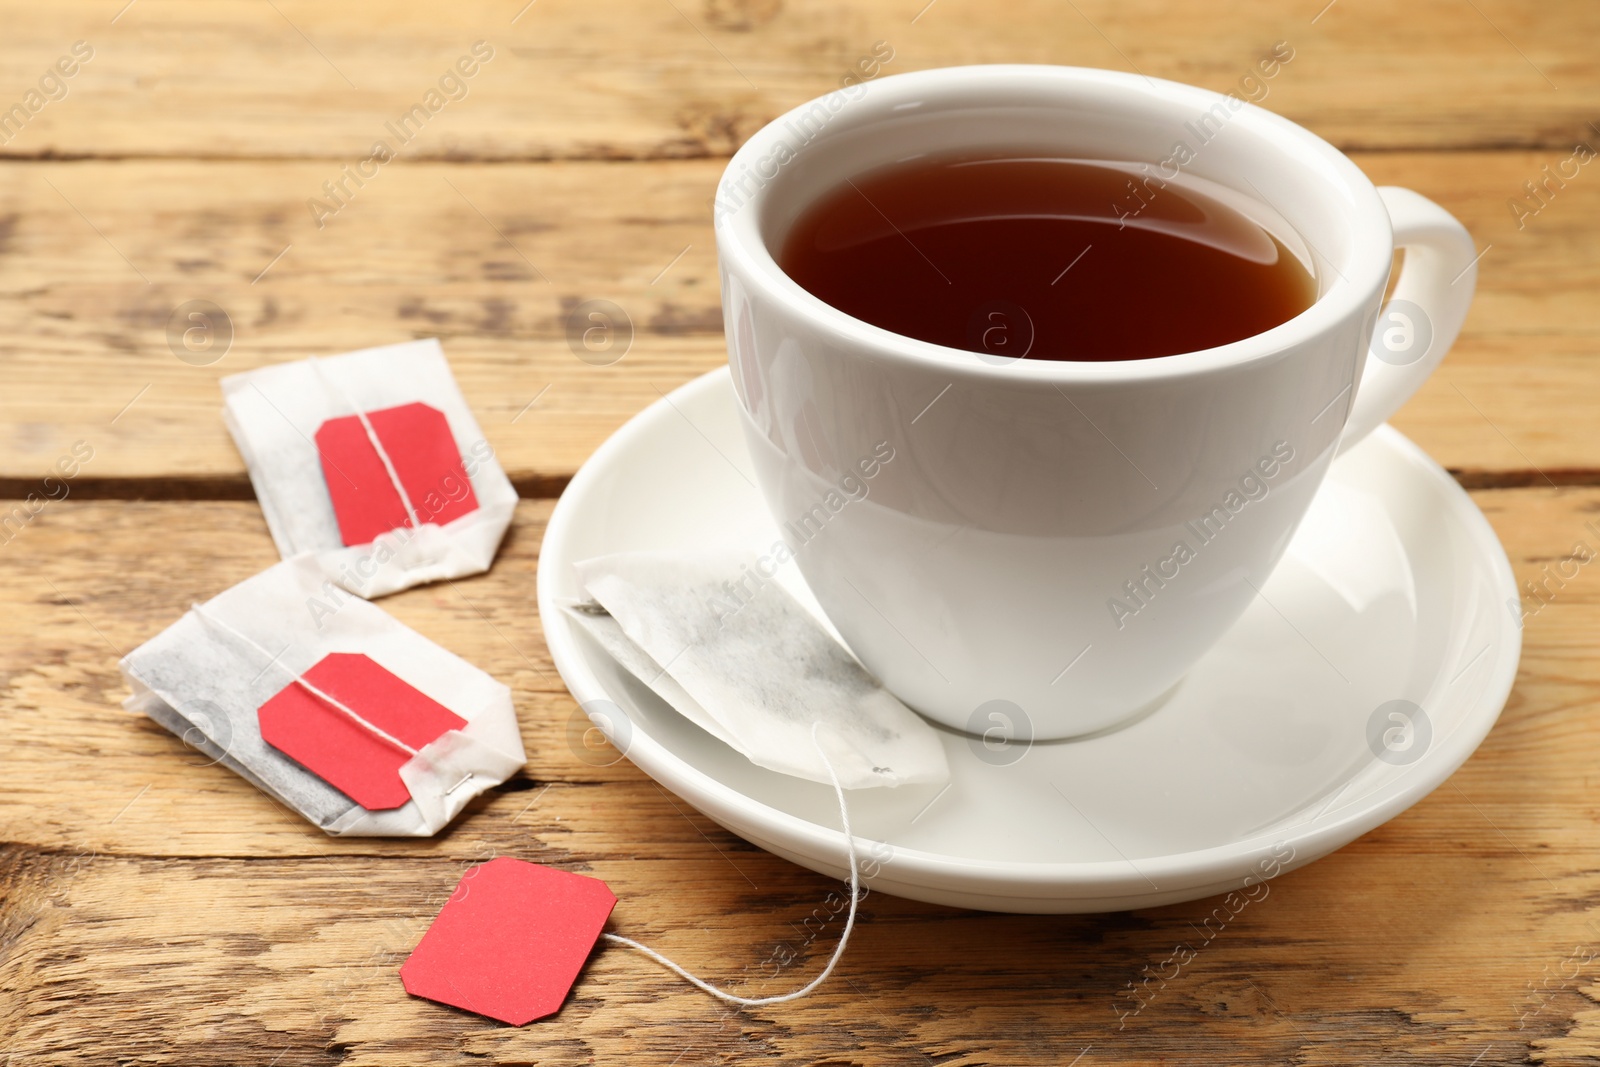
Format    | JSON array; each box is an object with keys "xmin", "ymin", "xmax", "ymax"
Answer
[{"xmin": 779, "ymin": 155, "xmax": 1316, "ymax": 362}]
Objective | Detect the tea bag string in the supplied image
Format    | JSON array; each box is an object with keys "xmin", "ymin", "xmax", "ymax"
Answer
[
  {"xmin": 599, "ymin": 722, "xmax": 860, "ymax": 1006},
  {"xmin": 187, "ymin": 602, "xmax": 420, "ymax": 759},
  {"xmin": 308, "ymin": 355, "xmax": 424, "ymax": 533}
]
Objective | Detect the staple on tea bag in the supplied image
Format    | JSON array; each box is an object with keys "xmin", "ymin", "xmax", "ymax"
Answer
[
  {"xmin": 221, "ymin": 339, "xmax": 517, "ymax": 599},
  {"xmin": 120, "ymin": 554, "xmax": 526, "ymax": 836},
  {"xmin": 566, "ymin": 551, "xmax": 949, "ymax": 789}
]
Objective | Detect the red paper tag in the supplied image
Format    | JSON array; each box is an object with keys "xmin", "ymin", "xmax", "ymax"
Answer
[
  {"xmin": 314, "ymin": 401, "xmax": 480, "ymax": 547},
  {"xmin": 401, "ymin": 857, "xmax": 618, "ymax": 1025},
  {"xmin": 258, "ymin": 652, "xmax": 466, "ymax": 810}
]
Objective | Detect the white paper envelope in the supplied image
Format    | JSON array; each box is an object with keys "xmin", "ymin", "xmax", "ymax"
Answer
[
  {"xmin": 121, "ymin": 554, "xmax": 527, "ymax": 837},
  {"xmin": 221, "ymin": 339, "xmax": 516, "ymax": 599}
]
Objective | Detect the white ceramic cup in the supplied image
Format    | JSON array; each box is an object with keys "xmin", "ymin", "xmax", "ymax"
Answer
[{"xmin": 714, "ymin": 65, "xmax": 1477, "ymax": 741}]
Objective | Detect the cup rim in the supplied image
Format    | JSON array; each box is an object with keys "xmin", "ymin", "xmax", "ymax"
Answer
[{"xmin": 715, "ymin": 63, "xmax": 1392, "ymax": 383}]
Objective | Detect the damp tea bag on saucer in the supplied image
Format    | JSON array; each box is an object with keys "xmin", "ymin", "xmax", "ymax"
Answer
[
  {"xmin": 222, "ymin": 339, "xmax": 517, "ymax": 599},
  {"xmin": 120, "ymin": 554, "xmax": 526, "ymax": 837},
  {"xmin": 564, "ymin": 551, "xmax": 949, "ymax": 789}
]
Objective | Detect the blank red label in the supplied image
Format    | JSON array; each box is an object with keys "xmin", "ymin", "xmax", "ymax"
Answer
[
  {"xmin": 258, "ymin": 652, "xmax": 467, "ymax": 810},
  {"xmin": 314, "ymin": 402, "xmax": 479, "ymax": 547},
  {"xmin": 401, "ymin": 857, "xmax": 618, "ymax": 1025}
]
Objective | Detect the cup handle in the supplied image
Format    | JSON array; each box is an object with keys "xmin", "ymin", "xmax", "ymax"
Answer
[{"xmin": 1337, "ymin": 186, "xmax": 1479, "ymax": 453}]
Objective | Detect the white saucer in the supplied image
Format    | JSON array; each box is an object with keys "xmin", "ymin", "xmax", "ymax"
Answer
[{"xmin": 538, "ymin": 368, "xmax": 1521, "ymax": 913}]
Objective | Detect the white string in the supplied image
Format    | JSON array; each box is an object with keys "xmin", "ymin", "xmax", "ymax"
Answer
[
  {"xmin": 600, "ymin": 722, "xmax": 861, "ymax": 1006},
  {"xmin": 308, "ymin": 355, "xmax": 424, "ymax": 532},
  {"xmin": 187, "ymin": 602, "xmax": 420, "ymax": 758}
]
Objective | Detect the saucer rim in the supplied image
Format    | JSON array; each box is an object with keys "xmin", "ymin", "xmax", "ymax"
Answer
[{"xmin": 537, "ymin": 367, "xmax": 1520, "ymax": 901}]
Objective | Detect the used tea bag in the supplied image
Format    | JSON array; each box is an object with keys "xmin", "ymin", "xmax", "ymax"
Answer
[
  {"xmin": 222, "ymin": 339, "xmax": 517, "ymax": 599},
  {"xmin": 566, "ymin": 551, "xmax": 949, "ymax": 789},
  {"xmin": 120, "ymin": 554, "xmax": 526, "ymax": 836}
]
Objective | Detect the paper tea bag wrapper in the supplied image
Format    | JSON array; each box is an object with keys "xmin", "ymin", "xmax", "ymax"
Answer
[
  {"xmin": 120, "ymin": 554, "xmax": 526, "ymax": 836},
  {"xmin": 221, "ymin": 339, "xmax": 516, "ymax": 599},
  {"xmin": 567, "ymin": 551, "xmax": 949, "ymax": 789}
]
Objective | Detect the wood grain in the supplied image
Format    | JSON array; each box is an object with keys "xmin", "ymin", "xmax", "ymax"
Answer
[
  {"xmin": 4, "ymin": 1, "xmax": 1600, "ymax": 1062},
  {"xmin": 1, "ymin": 150, "xmax": 1597, "ymax": 487},
  {"xmin": 1, "ymin": 0, "xmax": 1596, "ymax": 161},
  {"xmin": 2, "ymin": 495, "xmax": 1599, "ymax": 1064}
]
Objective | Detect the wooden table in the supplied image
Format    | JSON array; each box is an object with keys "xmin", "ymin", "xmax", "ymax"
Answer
[{"xmin": 3, "ymin": 2, "xmax": 1598, "ymax": 1063}]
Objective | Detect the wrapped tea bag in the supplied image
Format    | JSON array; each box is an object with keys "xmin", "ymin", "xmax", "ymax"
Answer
[
  {"xmin": 565, "ymin": 552, "xmax": 949, "ymax": 789},
  {"xmin": 120, "ymin": 554, "xmax": 526, "ymax": 836},
  {"xmin": 222, "ymin": 339, "xmax": 516, "ymax": 599}
]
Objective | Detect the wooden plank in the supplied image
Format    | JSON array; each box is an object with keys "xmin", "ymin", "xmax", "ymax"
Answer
[
  {"xmin": 2, "ymin": 493, "xmax": 1600, "ymax": 1063},
  {"xmin": 0, "ymin": 150, "xmax": 1596, "ymax": 487},
  {"xmin": 0, "ymin": 157, "xmax": 721, "ymax": 491},
  {"xmin": 1, "ymin": 0, "xmax": 1596, "ymax": 161}
]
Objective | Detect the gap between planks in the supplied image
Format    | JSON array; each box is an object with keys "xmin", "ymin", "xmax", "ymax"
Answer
[
  {"xmin": 0, "ymin": 473, "xmax": 574, "ymax": 501},
  {"xmin": 2, "ymin": 468, "xmax": 1599, "ymax": 502},
  {"xmin": 1, "ymin": 139, "xmax": 1596, "ymax": 163}
]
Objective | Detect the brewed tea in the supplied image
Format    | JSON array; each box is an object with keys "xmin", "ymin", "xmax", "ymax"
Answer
[{"xmin": 779, "ymin": 155, "xmax": 1315, "ymax": 362}]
